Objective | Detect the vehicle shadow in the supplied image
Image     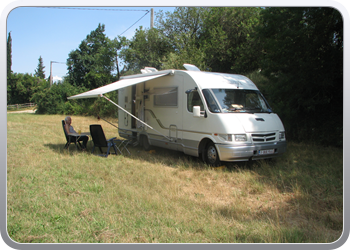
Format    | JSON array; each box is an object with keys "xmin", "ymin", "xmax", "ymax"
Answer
[
  {"xmin": 124, "ymin": 144, "xmax": 257, "ymax": 170},
  {"xmin": 46, "ymin": 141, "xmax": 262, "ymax": 173}
]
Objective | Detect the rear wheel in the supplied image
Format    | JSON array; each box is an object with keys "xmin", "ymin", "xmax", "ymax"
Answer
[
  {"xmin": 204, "ymin": 141, "xmax": 221, "ymax": 166},
  {"xmin": 141, "ymin": 135, "xmax": 152, "ymax": 151}
]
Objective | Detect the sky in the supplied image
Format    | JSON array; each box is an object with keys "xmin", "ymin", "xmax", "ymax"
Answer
[{"xmin": 7, "ymin": 6, "xmax": 176, "ymax": 81}]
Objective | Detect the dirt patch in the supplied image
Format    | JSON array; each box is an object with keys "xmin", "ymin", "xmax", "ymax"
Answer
[{"xmin": 7, "ymin": 109, "xmax": 37, "ymax": 114}]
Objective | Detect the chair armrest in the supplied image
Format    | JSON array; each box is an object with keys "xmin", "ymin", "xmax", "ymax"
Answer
[{"xmin": 107, "ymin": 137, "xmax": 117, "ymax": 142}]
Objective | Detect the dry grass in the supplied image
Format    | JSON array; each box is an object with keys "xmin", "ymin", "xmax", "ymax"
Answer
[{"xmin": 7, "ymin": 113, "xmax": 343, "ymax": 243}]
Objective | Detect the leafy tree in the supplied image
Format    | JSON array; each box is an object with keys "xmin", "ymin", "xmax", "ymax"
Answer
[
  {"xmin": 34, "ymin": 56, "xmax": 46, "ymax": 79},
  {"xmin": 8, "ymin": 73, "xmax": 43, "ymax": 104},
  {"xmin": 156, "ymin": 7, "xmax": 208, "ymax": 70},
  {"xmin": 29, "ymin": 24, "xmax": 121, "ymax": 117},
  {"xmin": 257, "ymin": 7, "xmax": 343, "ymax": 146},
  {"xmin": 66, "ymin": 23, "xmax": 119, "ymax": 89},
  {"xmin": 119, "ymin": 27, "xmax": 171, "ymax": 73},
  {"xmin": 200, "ymin": 7, "xmax": 262, "ymax": 74},
  {"xmin": 156, "ymin": 7, "xmax": 206, "ymax": 48},
  {"xmin": 119, "ymin": 8, "xmax": 208, "ymax": 72},
  {"xmin": 121, "ymin": 7, "xmax": 262, "ymax": 73},
  {"xmin": 32, "ymin": 80, "xmax": 88, "ymax": 115}
]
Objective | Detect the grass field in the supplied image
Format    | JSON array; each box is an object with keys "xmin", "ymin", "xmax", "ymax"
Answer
[{"xmin": 6, "ymin": 113, "xmax": 343, "ymax": 243}]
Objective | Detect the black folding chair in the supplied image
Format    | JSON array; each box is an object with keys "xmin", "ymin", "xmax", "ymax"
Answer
[
  {"xmin": 89, "ymin": 124, "xmax": 118, "ymax": 157},
  {"xmin": 62, "ymin": 120, "xmax": 82, "ymax": 150}
]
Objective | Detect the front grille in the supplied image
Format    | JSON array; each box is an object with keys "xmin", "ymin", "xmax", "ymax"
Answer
[{"xmin": 251, "ymin": 133, "xmax": 276, "ymax": 142}]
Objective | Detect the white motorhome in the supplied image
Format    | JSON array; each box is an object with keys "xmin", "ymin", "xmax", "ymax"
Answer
[{"xmin": 68, "ymin": 64, "xmax": 286, "ymax": 165}]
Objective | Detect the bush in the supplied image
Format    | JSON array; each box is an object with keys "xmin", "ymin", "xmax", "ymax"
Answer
[
  {"xmin": 31, "ymin": 81, "xmax": 87, "ymax": 115},
  {"xmin": 8, "ymin": 73, "xmax": 46, "ymax": 105},
  {"xmin": 31, "ymin": 81, "xmax": 119, "ymax": 118}
]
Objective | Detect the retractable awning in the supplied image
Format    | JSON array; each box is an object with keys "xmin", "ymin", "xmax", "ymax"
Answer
[
  {"xmin": 67, "ymin": 70, "xmax": 174, "ymax": 141},
  {"xmin": 67, "ymin": 71, "xmax": 172, "ymax": 100}
]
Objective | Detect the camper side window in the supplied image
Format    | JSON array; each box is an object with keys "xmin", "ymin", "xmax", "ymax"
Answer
[
  {"xmin": 154, "ymin": 87, "xmax": 178, "ymax": 107},
  {"xmin": 187, "ymin": 91, "xmax": 204, "ymax": 112}
]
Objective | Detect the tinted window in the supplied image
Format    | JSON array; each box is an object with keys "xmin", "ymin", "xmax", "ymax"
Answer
[{"xmin": 187, "ymin": 91, "xmax": 204, "ymax": 112}]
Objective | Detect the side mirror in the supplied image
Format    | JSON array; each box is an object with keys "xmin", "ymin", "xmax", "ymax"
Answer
[{"xmin": 193, "ymin": 106, "xmax": 201, "ymax": 118}]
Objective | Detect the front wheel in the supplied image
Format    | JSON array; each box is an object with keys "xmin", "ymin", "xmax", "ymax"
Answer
[{"xmin": 203, "ymin": 141, "xmax": 221, "ymax": 166}]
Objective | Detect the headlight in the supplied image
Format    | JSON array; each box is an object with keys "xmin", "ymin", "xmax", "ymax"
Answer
[
  {"xmin": 219, "ymin": 134, "xmax": 232, "ymax": 141},
  {"xmin": 234, "ymin": 134, "xmax": 247, "ymax": 142},
  {"xmin": 279, "ymin": 131, "xmax": 286, "ymax": 140}
]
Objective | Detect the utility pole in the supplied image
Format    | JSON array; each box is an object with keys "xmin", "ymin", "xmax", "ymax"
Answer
[
  {"xmin": 150, "ymin": 8, "xmax": 154, "ymax": 28},
  {"xmin": 116, "ymin": 50, "xmax": 120, "ymax": 81},
  {"xmin": 50, "ymin": 61, "xmax": 54, "ymax": 87},
  {"xmin": 50, "ymin": 61, "xmax": 65, "ymax": 87}
]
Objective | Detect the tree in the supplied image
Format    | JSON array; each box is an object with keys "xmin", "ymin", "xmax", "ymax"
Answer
[
  {"xmin": 120, "ymin": 7, "xmax": 262, "ymax": 73},
  {"xmin": 9, "ymin": 73, "xmax": 43, "ymax": 104},
  {"xmin": 200, "ymin": 7, "xmax": 262, "ymax": 74},
  {"xmin": 7, "ymin": 32, "xmax": 12, "ymax": 77},
  {"xmin": 119, "ymin": 7, "xmax": 209, "ymax": 72},
  {"xmin": 31, "ymin": 80, "xmax": 87, "ymax": 115},
  {"xmin": 156, "ymin": 7, "xmax": 208, "ymax": 70},
  {"xmin": 34, "ymin": 56, "xmax": 45, "ymax": 79},
  {"xmin": 119, "ymin": 27, "xmax": 172, "ymax": 73},
  {"xmin": 156, "ymin": 7, "xmax": 207, "ymax": 49},
  {"xmin": 257, "ymin": 7, "xmax": 343, "ymax": 146},
  {"xmin": 66, "ymin": 23, "xmax": 119, "ymax": 89}
]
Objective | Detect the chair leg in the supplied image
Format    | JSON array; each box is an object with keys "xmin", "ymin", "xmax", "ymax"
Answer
[
  {"xmin": 113, "ymin": 144, "xmax": 118, "ymax": 155},
  {"xmin": 123, "ymin": 141, "xmax": 131, "ymax": 155},
  {"xmin": 74, "ymin": 140, "xmax": 82, "ymax": 150},
  {"xmin": 105, "ymin": 144, "xmax": 111, "ymax": 157},
  {"xmin": 92, "ymin": 145, "xmax": 95, "ymax": 153}
]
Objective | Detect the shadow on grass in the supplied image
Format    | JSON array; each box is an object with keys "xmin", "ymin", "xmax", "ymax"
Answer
[
  {"xmin": 45, "ymin": 141, "xmax": 275, "ymax": 172},
  {"xmin": 45, "ymin": 141, "xmax": 126, "ymax": 157},
  {"xmin": 128, "ymin": 145, "xmax": 264, "ymax": 172},
  {"xmin": 44, "ymin": 141, "xmax": 96, "ymax": 155}
]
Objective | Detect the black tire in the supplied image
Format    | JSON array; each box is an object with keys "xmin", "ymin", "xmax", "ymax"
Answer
[
  {"xmin": 203, "ymin": 141, "xmax": 221, "ymax": 166},
  {"xmin": 142, "ymin": 135, "xmax": 152, "ymax": 151}
]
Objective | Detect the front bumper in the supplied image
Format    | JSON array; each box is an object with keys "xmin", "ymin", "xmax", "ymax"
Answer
[{"xmin": 216, "ymin": 141, "xmax": 287, "ymax": 162}]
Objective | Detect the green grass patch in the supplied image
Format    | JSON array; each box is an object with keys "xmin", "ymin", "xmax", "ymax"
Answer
[{"xmin": 7, "ymin": 113, "xmax": 343, "ymax": 243}]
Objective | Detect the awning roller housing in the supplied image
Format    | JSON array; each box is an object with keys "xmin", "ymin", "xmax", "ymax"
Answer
[{"xmin": 67, "ymin": 71, "xmax": 173, "ymax": 100}]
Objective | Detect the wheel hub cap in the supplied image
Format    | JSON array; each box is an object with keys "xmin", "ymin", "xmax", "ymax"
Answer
[{"xmin": 207, "ymin": 146, "xmax": 217, "ymax": 163}]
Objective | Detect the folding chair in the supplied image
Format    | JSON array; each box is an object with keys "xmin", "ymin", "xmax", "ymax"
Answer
[
  {"xmin": 62, "ymin": 120, "xmax": 82, "ymax": 150},
  {"xmin": 114, "ymin": 139, "xmax": 132, "ymax": 155},
  {"xmin": 89, "ymin": 124, "xmax": 118, "ymax": 157}
]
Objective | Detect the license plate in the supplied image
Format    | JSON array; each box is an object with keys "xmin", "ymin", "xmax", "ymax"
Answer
[{"xmin": 259, "ymin": 149, "xmax": 275, "ymax": 155}]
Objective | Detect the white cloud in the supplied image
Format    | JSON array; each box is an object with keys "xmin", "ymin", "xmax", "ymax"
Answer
[{"xmin": 53, "ymin": 76, "xmax": 63, "ymax": 82}]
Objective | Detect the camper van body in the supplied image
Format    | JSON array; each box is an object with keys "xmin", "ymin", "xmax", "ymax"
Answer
[{"xmin": 117, "ymin": 69, "xmax": 287, "ymax": 164}]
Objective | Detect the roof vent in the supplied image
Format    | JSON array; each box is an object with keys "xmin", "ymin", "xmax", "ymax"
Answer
[
  {"xmin": 183, "ymin": 64, "xmax": 200, "ymax": 71},
  {"xmin": 141, "ymin": 67, "xmax": 158, "ymax": 74}
]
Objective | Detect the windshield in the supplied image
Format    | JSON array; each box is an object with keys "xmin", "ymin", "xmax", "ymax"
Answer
[{"xmin": 203, "ymin": 89, "xmax": 272, "ymax": 113}]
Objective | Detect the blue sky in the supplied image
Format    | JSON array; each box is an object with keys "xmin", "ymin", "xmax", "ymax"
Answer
[{"xmin": 7, "ymin": 6, "xmax": 175, "ymax": 81}]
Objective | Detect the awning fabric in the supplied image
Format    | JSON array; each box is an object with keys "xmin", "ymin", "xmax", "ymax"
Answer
[{"xmin": 67, "ymin": 72, "xmax": 171, "ymax": 100}]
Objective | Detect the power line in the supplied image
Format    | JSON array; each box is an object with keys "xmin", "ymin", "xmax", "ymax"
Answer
[
  {"xmin": 119, "ymin": 10, "xmax": 150, "ymax": 36},
  {"xmin": 37, "ymin": 7, "xmax": 151, "ymax": 37}
]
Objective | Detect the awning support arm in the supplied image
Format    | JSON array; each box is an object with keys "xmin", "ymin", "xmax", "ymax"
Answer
[{"xmin": 101, "ymin": 95, "xmax": 172, "ymax": 141}]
